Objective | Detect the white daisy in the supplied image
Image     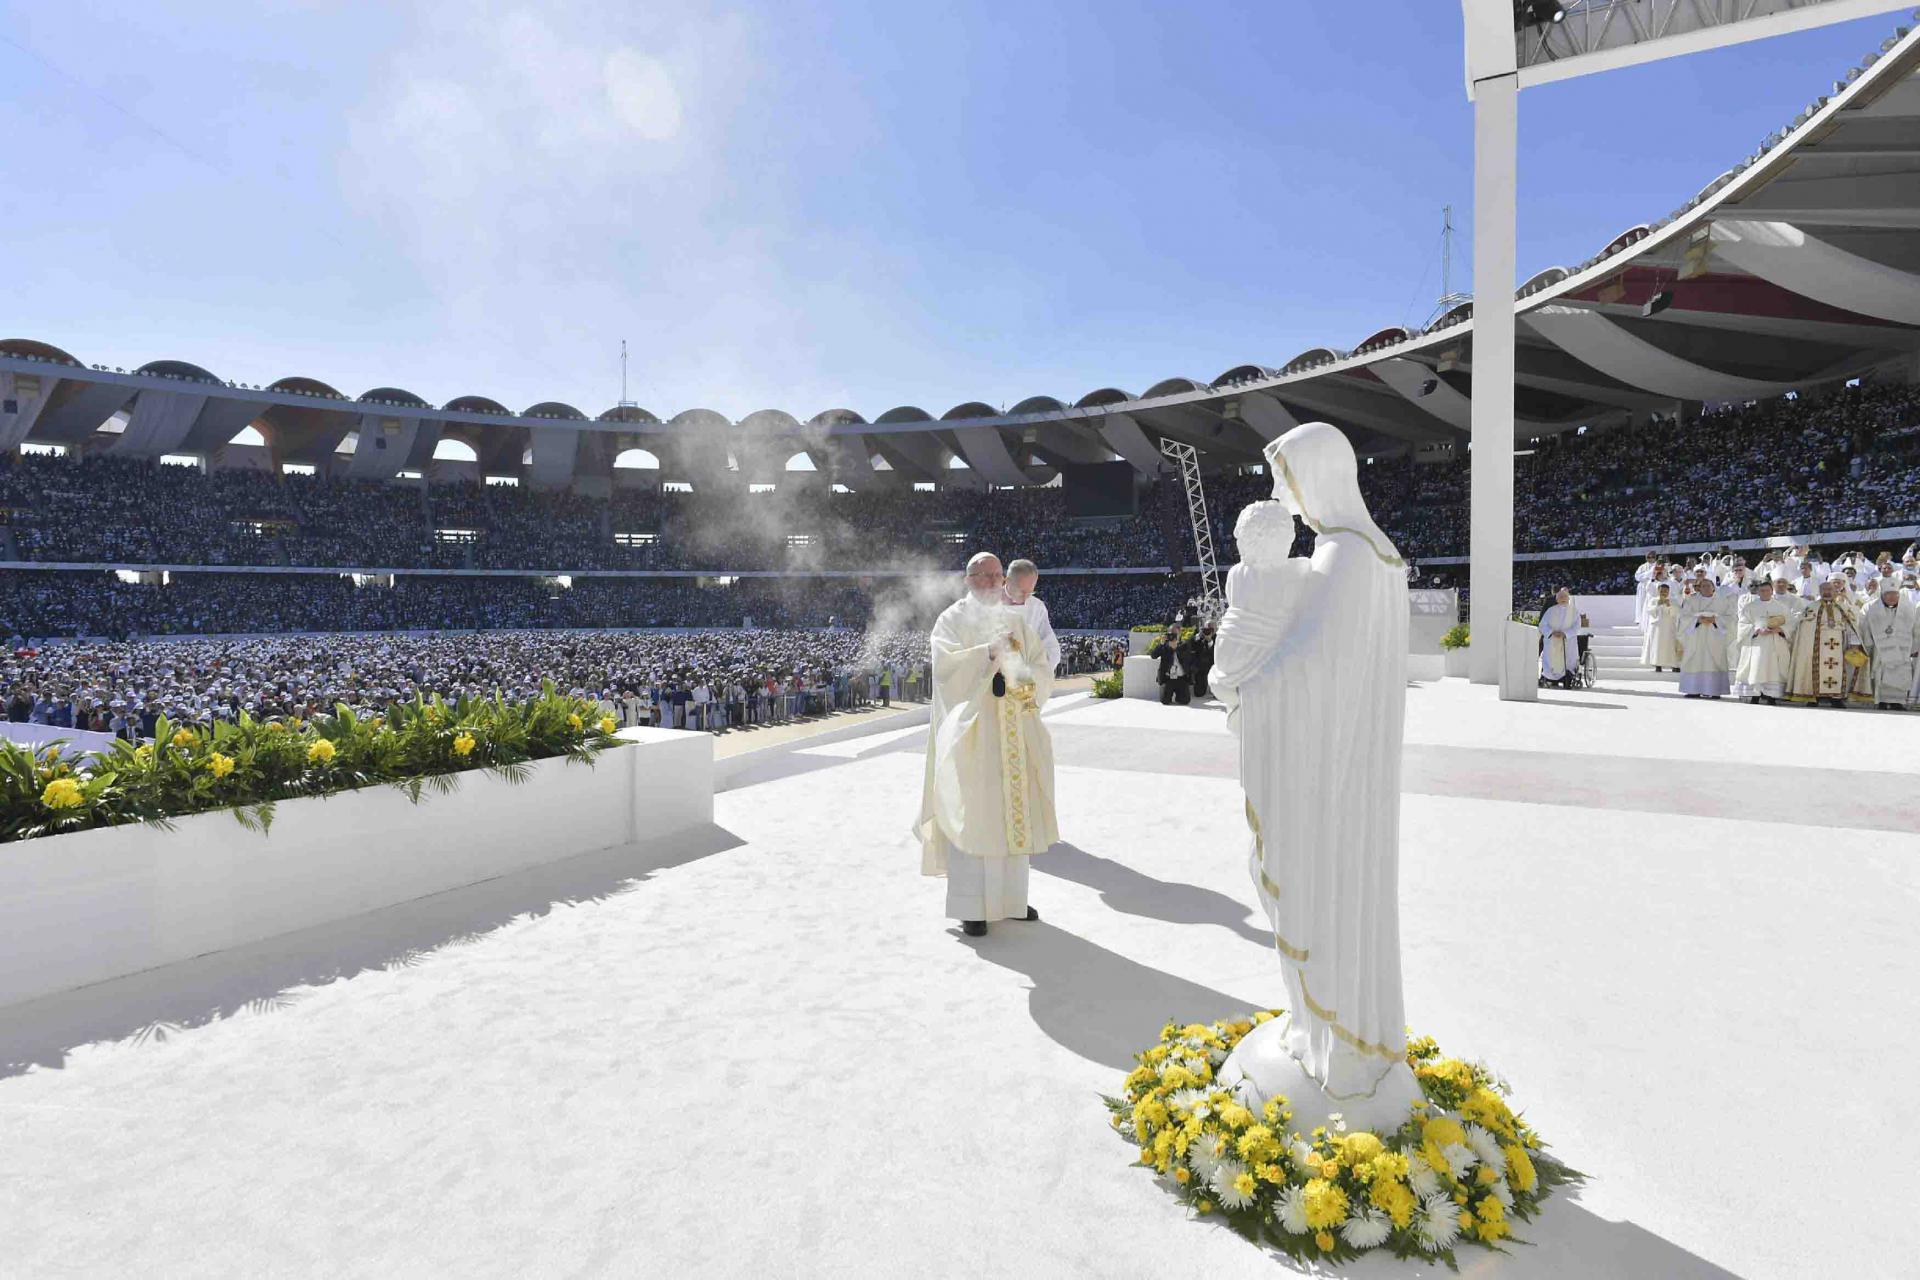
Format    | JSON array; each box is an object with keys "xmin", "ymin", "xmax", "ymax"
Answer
[
  {"xmin": 1211, "ymin": 1159, "xmax": 1255, "ymax": 1210},
  {"xmin": 1407, "ymin": 1151, "xmax": 1442, "ymax": 1199},
  {"xmin": 1488, "ymin": 1176, "xmax": 1515, "ymax": 1211},
  {"xmin": 1418, "ymin": 1193, "xmax": 1462, "ymax": 1252},
  {"xmin": 1188, "ymin": 1132, "xmax": 1226, "ymax": 1179},
  {"xmin": 1288, "ymin": 1138, "xmax": 1316, "ymax": 1170},
  {"xmin": 1274, "ymin": 1185, "xmax": 1311, "ymax": 1235},
  {"xmin": 1340, "ymin": 1205, "xmax": 1393, "ymax": 1250},
  {"xmin": 1168, "ymin": 1088, "xmax": 1209, "ymax": 1112},
  {"xmin": 1464, "ymin": 1123, "xmax": 1506, "ymax": 1176},
  {"xmin": 1440, "ymin": 1141, "xmax": 1479, "ymax": 1178}
]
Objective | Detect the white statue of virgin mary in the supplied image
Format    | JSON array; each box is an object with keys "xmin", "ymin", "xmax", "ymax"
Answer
[{"xmin": 1210, "ymin": 422, "xmax": 1422, "ymax": 1134}]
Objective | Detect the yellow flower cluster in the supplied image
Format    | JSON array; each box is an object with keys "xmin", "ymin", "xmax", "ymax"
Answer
[
  {"xmin": 567, "ymin": 713, "xmax": 584, "ymax": 731},
  {"xmin": 171, "ymin": 728, "xmax": 195, "ymax": 748},
  {"xmin": 207, "ymin": 753, "xmax": 235, "ymax": 778},
  {"xmin": 307, "ymin": 739, "xmax": 336, "ymax": 765},
  {"xmin": 598, "ymin": 716, "xmax": 617, "ymax": 735},
  {"xmin": 452, "ymin": 732, "xmax": 477, "ymax": 757},
  {"xmin": 1107, "ymin": 1012, "xmax": 1567, "ymax": 1264},
  {"xmin": 40, "ymin": 777, "xmax": 85, "ymax": 810}
]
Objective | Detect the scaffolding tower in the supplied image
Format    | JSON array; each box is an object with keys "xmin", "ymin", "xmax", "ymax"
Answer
[{"xmin": 1158, "ymin": 438, "xmax": 1223, "ymax": 619}]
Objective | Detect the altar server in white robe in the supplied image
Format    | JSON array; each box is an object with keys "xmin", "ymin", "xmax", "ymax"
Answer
[
  {"xmin": 1002, "ymin": 558, "xmax": 1062, "ymax": 674},
  {"xmin": 1677, "ymin": 578, "xmax": 1736, "ymax": 698},
  {"xmin": 1792, "ymin": 557, "xmax": 1824, "ymax": 602},
  {"xmin": 1733, "ymin": 581, "xmax": 1795, "ymax": 704},
  {"xmin": 1538, "ymin": 588, "xmax": 1581, "ymax": 685},
  {"xmin": 917, "ymin": 552, "xmax": 1060, "ymax": 935},
  {"xmin": 1860, "ymin": 583, "xmax": 1919, "ymax": 710},
  {"xmin": 1642, "ymin": 582, "xmax": 1681, "ymax": 670},
  {"xmin": 1209, "ymin": 423, "xmax": 1421, "ymax": 1127}
]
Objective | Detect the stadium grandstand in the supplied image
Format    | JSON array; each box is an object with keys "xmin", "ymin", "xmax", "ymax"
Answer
[{"xmin": 0, "ymin": 21, "xmax": 1917, "ymax": 644}]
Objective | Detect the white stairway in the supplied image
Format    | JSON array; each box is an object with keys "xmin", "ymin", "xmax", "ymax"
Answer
[{"xmin": 1590, "ymin": 624, "xmax": 1675, "ymax": 682}]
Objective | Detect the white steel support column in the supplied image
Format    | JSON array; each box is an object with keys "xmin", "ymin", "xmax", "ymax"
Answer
[{"xmin": 1469, "ymin": 71, "xmax": 1517, "ymax": 686}]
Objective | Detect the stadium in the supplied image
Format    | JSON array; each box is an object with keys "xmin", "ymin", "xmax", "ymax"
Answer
[{"xmin": 4, "ymin": 5, "xmax": 1920, "ymax": 1279}]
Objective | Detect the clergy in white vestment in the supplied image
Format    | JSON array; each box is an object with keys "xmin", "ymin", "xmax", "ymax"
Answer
[
  {"xmin": 1860, "ymin": 583, "xmax": 1919, "ymax": 709},
  {"xmin": 917, "ymin": 552, "xmax": 1060, "ymax": 935},
  {"xmin": 1642, "ymin": 583, "xmax": 1681, "ymax": 670},
  {"xmin": 1677, "ymin": 579, "xmax": 1736, "ymax": 697},
  {"xmin": 1634, "ymin": 554, "xmax": 1660, "ymax": 627},
  {"xmin": 1538, "ymin": 588, "xmax": 1582, "ymax": 685},
  {"xmin": 1733, "ymin": 582, "xmax": 1795, "ymax": 703},
  {"xmin": 1001, "ymin": 558, "xmax": 1063, "ymax": 674},
  {"xmin": 1209, "ymin": 423, "xmax": 1421, "ymax": 1131},
  {"xmin": 1786, "ymin": 581, "xmax": 1860, "ymax": 707}
]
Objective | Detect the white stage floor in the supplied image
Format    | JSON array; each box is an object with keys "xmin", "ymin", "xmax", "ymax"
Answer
[{"xmin": 4, "ymin": 679, "xmax": 1916, "ymax": 1278}]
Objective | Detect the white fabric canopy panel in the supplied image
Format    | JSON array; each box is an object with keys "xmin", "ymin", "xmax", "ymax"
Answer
[
  {"xmin": 1711, "ymin": 219, "xmax": 1920, "ymax": 326},
  {"xmin": 1523, "ymin": 305, "xmax": 1802, "ymax": 401}
]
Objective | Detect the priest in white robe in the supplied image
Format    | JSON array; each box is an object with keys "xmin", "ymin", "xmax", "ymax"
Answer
[
  {"xmin": 1677, "ymin": 579, "xmax": 1735, "ymax": 698},
  {"xmin": 1002, "ymin": 558, "xmax": 1063, "ymax": 674},
  {"xmin": 1733, "ymin": 581, "xmax": 1795, "ymax": 704},
  {"xmin": 1209, "ymin": 423, "xmax": 1421, "ymax": 1132},
  {"xmin": 1634, "ymin": 554, "xmax": 1660, "ymax": 628},
  {"xmin": 1860, "ymin": 583, "xmax": 1919, "ymax": 710},
  {"xmin": 1641, "ymin": 582, "xmax": 1681, "ymax": 671},
  {"xmin": 1537, "ymin": 588, "xmax": 1582, "ymax": 686},
  {"xmin": 917, "ymin": 552, "xmax": 1060, "ymax": 935}
]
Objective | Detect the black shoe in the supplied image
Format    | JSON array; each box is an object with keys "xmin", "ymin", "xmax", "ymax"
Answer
[
  {"xmin": 1021, "ymin": 906, "xmax": 1040, "ymax": 922},
  {"xmin": 960, "ymin": 920, "xmax": 987, "ymax": 937}
]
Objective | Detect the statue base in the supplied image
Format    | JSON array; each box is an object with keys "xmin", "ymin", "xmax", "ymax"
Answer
[{"xmin": 1216, "ymin": 1015, "xmax": 1423, "ymax": 1137}]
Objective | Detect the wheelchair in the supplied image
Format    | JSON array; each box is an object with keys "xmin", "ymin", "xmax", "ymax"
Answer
[{"xmin": 1538, "ymin": 635, "xmax": 1597, "ymax": 690}]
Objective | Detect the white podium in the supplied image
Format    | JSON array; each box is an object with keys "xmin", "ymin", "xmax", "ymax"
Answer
[{"xmin": 1500, "ymin": 620, "xmax": 1539, "ymax": 701}]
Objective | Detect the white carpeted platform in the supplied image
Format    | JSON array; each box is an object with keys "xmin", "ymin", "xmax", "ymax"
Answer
[{"xmin": 3, "ymin": 679, "xmax": 1916, "ymax": 1278}]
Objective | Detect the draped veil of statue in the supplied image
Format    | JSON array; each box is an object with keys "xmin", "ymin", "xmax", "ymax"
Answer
[{"xmin": 1210, "ymin": 422, "xmax": 1422, "ymax": 1132}]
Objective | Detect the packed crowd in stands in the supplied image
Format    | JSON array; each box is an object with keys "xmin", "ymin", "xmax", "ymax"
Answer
[{"xmin": 4, "ymin": 382, "xmax": 1912, "ymax": 576}]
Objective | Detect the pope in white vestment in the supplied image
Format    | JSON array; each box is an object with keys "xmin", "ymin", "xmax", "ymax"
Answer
[
  {"xmin": 1677, "ymin": 582, "xmax": 1735, "ymax": 697},
  {"xmin": 917, "ymin": 554, "xmax": 1060, "ymax": 933},
  {"xmin": 1209, "ymin": 423, "xmax": 1421, "ymax": 1131},
  {"xmin": 1787, "ymin": 584, "xmax": 1859, "ymax": 705},
  {"xmin": 1733, "ymin": 586, "xmax": 1795, "ymax": 701},
  {"xmin": 1538, "ymin": 590, "xmax": 1581, "ymax": 684}
]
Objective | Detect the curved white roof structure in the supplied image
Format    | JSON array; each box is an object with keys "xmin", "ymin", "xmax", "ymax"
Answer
[{"xmin": 3, "ymin": 21, "xmax": 1918, "ymax": 491}]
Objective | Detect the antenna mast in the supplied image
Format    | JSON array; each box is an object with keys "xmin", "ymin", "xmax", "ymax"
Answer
[{"xmin": 1441, "ymin": 204, "xmax": 1454, "ymax": 299}]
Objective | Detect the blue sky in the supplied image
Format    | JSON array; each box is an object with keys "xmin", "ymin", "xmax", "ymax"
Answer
[{"xmin": 0, "ymin": 1, "xmax": 1903, "ymax": 420}]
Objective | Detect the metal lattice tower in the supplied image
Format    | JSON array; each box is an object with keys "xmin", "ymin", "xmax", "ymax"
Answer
[{"xmin": 1158, "ymin": 438, "xmax": 1222, "ymax": 616}]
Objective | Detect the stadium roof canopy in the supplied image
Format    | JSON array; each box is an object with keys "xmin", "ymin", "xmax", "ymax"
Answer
[{"xmin": 3, "ymin": 20, "xmax": 1919, "ymax": 490}]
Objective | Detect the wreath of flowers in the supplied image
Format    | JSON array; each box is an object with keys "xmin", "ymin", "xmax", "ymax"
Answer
[{"xmin": 1103, "ymin": 1011, "xmax": 1580, "ymax": 1267}]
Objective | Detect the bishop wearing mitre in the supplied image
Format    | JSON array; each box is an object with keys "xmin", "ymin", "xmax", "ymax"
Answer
[
  {"xmin": 1860, "ymin": 581, "xmax": 1919, "ymax": 710},
  {"xmin": 917, "ymin": 552, "xmax": 1060, "ymax": 936},
  {"xmin": 1786, "ymin": 580, "xmax": 1860, "ymax": 707}
]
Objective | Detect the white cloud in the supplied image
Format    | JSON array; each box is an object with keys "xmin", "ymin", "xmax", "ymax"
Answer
[{"xmin": 604, "ymin": 49, "xmax": 683, "ymax": 141}]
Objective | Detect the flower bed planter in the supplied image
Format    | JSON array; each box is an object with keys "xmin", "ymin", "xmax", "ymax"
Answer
[{"xmin": 0, "ymin": 727, "xmax": 711, "ymax": 1010}]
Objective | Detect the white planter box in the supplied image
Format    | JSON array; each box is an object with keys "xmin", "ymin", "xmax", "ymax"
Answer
[
  {"xmin": 0, "ymin": 727, "xmax": 711, "ymax": 1011},
  {"xmin": 1444, "ymin": 647, "xmax": 1471, "ymax": 678}
]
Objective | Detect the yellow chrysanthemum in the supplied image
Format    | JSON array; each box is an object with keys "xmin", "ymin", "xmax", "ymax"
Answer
[
  {"xmin": 1371, "ymin": 1177, "xmax": 1417, "ymax": 1229},
  {"xmin": 1462, "ymin": 1087, "xmax": 1516, "ymax": 1136},
  {"xmin": 40, "ymin": 777, "xmax": 85, "ymax": 810},
  {"xmin": 1301, "ymin": 1178, "xmax": 1348, "ymax": 1230},
  {"xmin": 1173, "ymin": 1167, "xmax": 1190, "ymax": 1185},
  {"xmin": 1313, "ymin": 1231, "xmax": 1334, "ymax": 1252},
  {"xmin": 1474, "ymin": 1196, "xmax": 1509, "ymax": 1242},
  {"xmin": 171, "ymin": 728, "xmax": 194, "ymax": 748},
  {"xmin": 1422, "ymin": 1117, "xmax": 1466, "ymax": 1151},
  {"xmin": 134, "ymin": 744, "xmax": 153, "ymax": 762},
  {"xmin": 1236, "ymin": 1124, "xmax": 1280, "ymax": 1163},
  {"xmin": 265, "ymin": 721, "xmax": 286, "ymax": 732},
  {"xmin": 1256, "ymin": 1162, "xmax": 1285, "ymax": 1184},
  {"xmin": 1342, "ymin": 1131, "xmax": 1384, "ymax": 1167},
  {"xmin": 452, "ymin": 732, "xmax": 476, "ymax": 757},
  {"xmin": 1505, "ymin": 1144, "xmax": 1537, "ymax": 1193},
  {"xmin": 1196, "ymin": 1200, "xmax": 1214, "ymax": 1215},
  {"xmin": 1232, "ymin": 1171, "xmax": 1257, "ymax": 1199},
  {"xmin": 598, "ymin": 715, "xmax": 617, "ymax": 734},
  {"xmin": 306, "ymin": 738, "xmax": 336, "ymax": 764},
  {"xmin": 1261, "ymin": 1097, "xmax": 1288, "ymax": 1125},
  {"xmin": 567, "ymin": 713, "xmax": 584, "ymax": 731},
  {"xmin": 1371, "ymin": 1150, "xmax": 1410, "ymax": 1182},
  {"xmin": 1477, "ymin": 1165, "xmax": 1500, "ymax": 1186},
  {"xmin": 207, "ymin": 752, "xmax": 235, "ymax": 778},
  {"xmin": 1216, "ymin": 1102, "xmax": 1253, "ymax": 1131}
]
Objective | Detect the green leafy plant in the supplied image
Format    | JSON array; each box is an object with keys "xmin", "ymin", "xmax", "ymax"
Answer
[
  {"xmin": 1091, "ymin": 670, "xmax": 1125, "ymax": 699},
  {"xmin": 1439, "ymin": 623, "xmax": 1471, "ymax": 651},
  {"xmin": 0, "ymin": 683, "xmax": 623, "ymax": 846}
]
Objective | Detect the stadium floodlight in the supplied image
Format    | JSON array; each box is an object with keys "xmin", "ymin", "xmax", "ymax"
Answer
[{"xmin": 1513, "ymin": 1, "xmax": 1564, "ymax": 29}]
